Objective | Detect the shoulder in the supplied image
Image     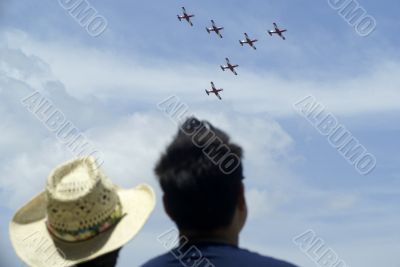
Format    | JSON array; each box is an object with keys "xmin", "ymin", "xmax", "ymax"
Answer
[
  {"xmin": 140, "ymin": 252, "xmax": 173, "ymax": 267},
  {"xmin": 237, "ymin": 247, "xmax": 298, "ymax": 267},
  {"xmin": 141, "ymin": 245, "xmax": 297, "ymax": 267}
]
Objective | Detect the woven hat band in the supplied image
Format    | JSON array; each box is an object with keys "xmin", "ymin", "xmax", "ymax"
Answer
[{"xmin": 46, "ymin": 203, "xmax": 125, "ymax": 242}]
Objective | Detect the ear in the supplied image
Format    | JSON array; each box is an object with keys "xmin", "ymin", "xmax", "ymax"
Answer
[{"xmin": 238, "ymin": 182, "xmax": 246, "ymax": 211}]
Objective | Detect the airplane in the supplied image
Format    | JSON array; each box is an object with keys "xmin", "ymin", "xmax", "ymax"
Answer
[
  {"xmin": 206, "ymin": 20, "xmax": 224, "ymax": 38},
  {"xmin": 177, "ymin": 7, "xmax": 194, "ymax": 26},
  {"xmin": 220, "ymin": 58, "xmax": 239, "ymax": 75},
  {"xmin": 239, "ymin": 33, "xmax": 258, "ymax": 50},
  {"xmin": 268, "ymin": 22, "xmax": 287, "ymax": 40},
  {"xmin": 205, "ymin": 82, "xmax": 223, "ymax": 100}
]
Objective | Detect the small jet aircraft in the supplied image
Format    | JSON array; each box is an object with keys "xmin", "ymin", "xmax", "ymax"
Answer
[
  {"xmin": 205, "ymin": 82, "xmax": 223, "ymax": 100},
  {"xmin": 239, "ymin": 33, "xmax": 258, "ymax": 50},
  {"xmin": 206, "ymin": 20, "xmax": 224, "ymax": 38},
  {"xmin": 177, "ymin": 7, "xmax": 194, "ymax": 26},
  {"xmin": 268, "ymin": 22, "xmax": 287, "ymax": 40},
  {"xmin": 220, "ymin": 58, "xmax": 239, "ymax": 75}
]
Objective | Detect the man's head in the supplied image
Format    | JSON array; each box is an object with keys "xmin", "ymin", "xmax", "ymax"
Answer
[{"xmin": 155, "ymin": 117, "xmax": 247, "ymax": 233}]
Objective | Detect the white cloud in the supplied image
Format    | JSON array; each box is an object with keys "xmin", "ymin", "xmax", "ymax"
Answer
[
  {"xmin": 0, "ymin": 36, "xmax": 299, "ymax": 211},
  {"xmin": 3, "ymin": 30, "xmax": 400, "ymax": 119},
  {"xmin": 246, "ymin": 188, "xmax": 290, "ymax": 220},
  {"xmin": 327, "ymin": 193, "xmax": 359, "ymax": 211}
]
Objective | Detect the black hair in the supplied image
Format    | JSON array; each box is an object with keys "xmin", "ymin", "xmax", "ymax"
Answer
[{"xmin": 155, "ymin": 117, "xmax": 244, "ymax": 231}]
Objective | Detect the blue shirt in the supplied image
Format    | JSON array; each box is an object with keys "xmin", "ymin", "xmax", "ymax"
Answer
[{"xmin": 141, "ymin": 242, "xmax": 298, "ymax": 267}]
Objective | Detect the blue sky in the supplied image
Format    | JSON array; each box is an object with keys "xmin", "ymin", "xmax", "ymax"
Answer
[{"xmin": 0, "ymin": 0, "xmax": 399, "ymax": 266}]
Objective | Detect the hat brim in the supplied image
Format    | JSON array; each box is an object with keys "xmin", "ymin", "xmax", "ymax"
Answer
[{"xmin": 10, "ymin": 183, "xmax": 155, "ymax": 267}]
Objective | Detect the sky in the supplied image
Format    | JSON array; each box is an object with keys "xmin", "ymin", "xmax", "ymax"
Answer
[{"xmin": 0, "ymin": 0, "xmax": 399, "ymax": 266}]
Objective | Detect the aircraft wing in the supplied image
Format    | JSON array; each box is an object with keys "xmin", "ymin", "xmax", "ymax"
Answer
[
  {"xmin": 215, "ymin": 92, "xmax": 222, "ymax": 100},
  {"xmin": 211, "ymin": 82, "xmax": 215, "ymax": 89}
]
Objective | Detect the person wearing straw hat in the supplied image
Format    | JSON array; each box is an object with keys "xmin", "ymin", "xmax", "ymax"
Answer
[{"xmin": 10, "ymin": 157, "xmax": 156, "ymax": 267}]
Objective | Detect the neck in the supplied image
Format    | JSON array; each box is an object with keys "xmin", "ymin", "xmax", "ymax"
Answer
[{"xmin": 179, "ymin": 227, "xmax": 239, "ymax": 246}]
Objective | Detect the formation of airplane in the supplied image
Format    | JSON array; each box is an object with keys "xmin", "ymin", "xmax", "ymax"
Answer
[
  {"xmin": 220, "ymin": 58, "xmax": 239, "ymax": 75},
  {"xmin": 205, "ymin": 82, "xmax": 223, "ymax": 100},
  {"xmin": 268, "ymin": 22, "xmax": 287, "ymax": 40},
  {"xmin": 177, "ymin": 7, "xmax": 288, "ymax": 100},
  {"xmin": 239, "ymin": 33, "xmax": 258, "ymax": 50},
  {"xmin": 206, "ymin": 20, "xmax": 224, "ymax": 38},
  {"xmin": 177, "ymin": 7, "xmax": 194, "ymax": 26}
]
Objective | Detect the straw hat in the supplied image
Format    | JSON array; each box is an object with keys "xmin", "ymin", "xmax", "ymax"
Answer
[{"xmin": 9, "ymin": 157, "xmax": 156, "ymax": 267}]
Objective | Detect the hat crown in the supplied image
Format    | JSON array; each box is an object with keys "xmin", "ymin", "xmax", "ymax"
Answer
[
  {"xmin": 48, "ymin": 161, "xmax": 99, "ymax": 201},
  {"xmin": 46, "ymin": 157, "xmax": 121, "ymax": 238}
]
